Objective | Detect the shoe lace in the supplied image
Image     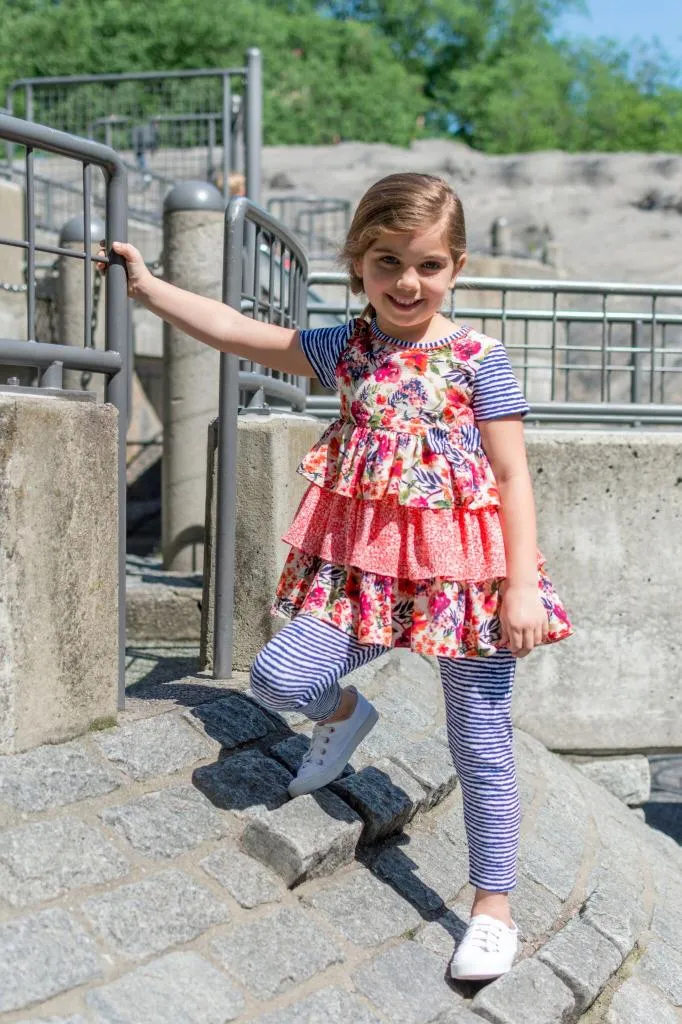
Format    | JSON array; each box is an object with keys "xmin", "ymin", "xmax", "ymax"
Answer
[
  {"xmin": 300, "ymin": 722, "xmax": 336, "ymax": 768},
  {"xmin": 465, "ymin": 920, "xmax": 504, "ymax": 953}
]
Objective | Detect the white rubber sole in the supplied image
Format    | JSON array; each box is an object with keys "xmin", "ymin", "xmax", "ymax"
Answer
[{"xmin": 288, "ymin": 704, "xmax": 379, "ymax": 797}]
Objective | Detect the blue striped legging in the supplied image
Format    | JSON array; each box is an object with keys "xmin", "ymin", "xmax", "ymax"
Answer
[{"xmin": 250, "ymin": 615, "xmax": 520, "ymax": 892}]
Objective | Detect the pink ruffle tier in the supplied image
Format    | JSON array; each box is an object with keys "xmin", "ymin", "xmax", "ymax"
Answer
[{"xmin": 283, "ymin": 486, "xmax": 507, "ymax": 581}]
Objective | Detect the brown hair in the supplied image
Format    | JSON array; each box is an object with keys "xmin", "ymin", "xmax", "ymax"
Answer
[{"xmin": 340, "ymin": 172, "xmax": 467, "ymax": 320}]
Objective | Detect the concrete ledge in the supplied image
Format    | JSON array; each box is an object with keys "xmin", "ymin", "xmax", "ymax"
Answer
[{"xmin": 0, "ymin": 392, "xmax": 118, "ymax": 753}]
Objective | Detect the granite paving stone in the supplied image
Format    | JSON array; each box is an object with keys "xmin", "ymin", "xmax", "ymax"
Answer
[
  {"xmin": 81, "ymin": 869, "xmax": 229, "ymax": 959},
  {"xmin": 351, "ymin": 717, "xmax": 414, "ymax": 766},
  {"xmin": 372, "ymin": 692, "xmax": 434, "ymax": 733},
  {"xmin": 606, "ymin": 976, "xmax": 679, "ymax": 1024},
  {"xmin": 241, "ymin": 789, "xmax": 363, "ymax": 886},
  {"xmin": 14, "ymin": 1017, "xmax": 89, "ymax": 1024},
  {"xmin": 352, "ymin": 941, "xmax": 461, "ymax": 1023},
  {"xmin": 193, "ymin": 749, "xmax": 292, "ymax": 818},
  {"xmin": 185, "ymin": 693, "xmax": 277, "ymax": 748},
  {"xmin": 210, "ymin": 905, "xmax": 345, "ymax": 1000},
  {"xmin": 0, "ymin": 816, "xmax": 129, "ymax": 907},
  {"xmin": 575, "ymin": 755, "xmax": 651, "ymax": 806},
  {"xmin": 301, "ymin": 866, "xmax": 422, "ymax": 946},
  {"xmin": 0, "ymin": 908, "xmax": 102, "ymax": 1013},
  {"xmin": 434, "ymin": 1010, "xmax": 490, "ymax": 1024},
  {"xmin": 510, "ymin": 872, "xmax": 563, "ymax": 944},
  {"xmin": 92, "ymin": 714, "xmax": 218, "ymax": 781},
  {"xmin": 372, "ymin": 830, "xmax": 468, "ymax": 914},
  {"xmin": 249, "ymin": 985, "xmax": 383, "ymax": 1024},
  {"xmin": 536, "ymin": 916, "xmax": 623, "ymax": 1013},
  {"xmin": 650, "ymin": 895, "xmax": 682, "ymax": 954},
  {"xmin": 414, "ymin": 910, "xmax": 469, "ymax": 958},
  {"xmin": 389, "ymin": 736, "xmax": 458, "ymax": 808},
  {"xmin": 518, "ymin": 786, "xmax": 587, "ymax": 901},
  {"xmin": 634, "ymin": 939, "xmax": 682, "ymax": 1005},
  {"xmin": 0, "ymin": 740, "xmax": 121, "ymax": 813},
  {"xmin": 470, "ymin": 956, "xmax": 576, "ymax": 1023},
  {"xmin": 330, "ymin": 759, "xmax": 427, "ymax": 842},
  {"xmin": 85, "ymin": 950, "xmax": 245, "ymax": 1023},
  {"xmin": 200, "ymin": 841, "xmax": 284, "ymax": 907},
  {"xmin": 100, "ymin": 783, "xmax": 227, "ymax": 858},
  {"xmin": 581, "ymin": 867, "xmax": 647, "ymax": 956}
]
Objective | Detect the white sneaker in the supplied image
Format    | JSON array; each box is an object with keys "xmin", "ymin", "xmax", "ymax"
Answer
[
  {"xmin": 288, "ymin": 689, "xmax": 379, "ymax": 798},
  {"xmin": 450, "ymin": 914, "xmax": 519, "ymax": 981}
]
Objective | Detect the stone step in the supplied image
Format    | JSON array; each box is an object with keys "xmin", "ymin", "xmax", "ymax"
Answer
[{"xmin": 126, "ymin": 556, "xmax": 203, "ymax": 641}]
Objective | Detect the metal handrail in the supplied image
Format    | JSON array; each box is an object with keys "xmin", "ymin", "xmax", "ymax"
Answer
[
  {"xmin": 212, "ymin": 196, "xmax": 310, "ymax": 678},
  {"xmin": 0, "ymin": 111, "xmax": 129, "ymax": 707}
]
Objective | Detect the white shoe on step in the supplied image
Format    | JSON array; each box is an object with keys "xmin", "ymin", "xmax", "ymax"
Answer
[
  {"xmin": 288, "ymin": 689, "xmax": 378, "ymax": 798},
  {"xmin": 450, "ymin": 914, "xmax": 519, "ymax": 981}
]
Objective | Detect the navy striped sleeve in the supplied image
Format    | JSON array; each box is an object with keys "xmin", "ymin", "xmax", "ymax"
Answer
[
  {"xmin": 471, "ymin": 344, "xmax": 530, "ymax": 420},
  {"xmin": 298, "ymin": 320, "xmax": 355, "ymax": 390}
]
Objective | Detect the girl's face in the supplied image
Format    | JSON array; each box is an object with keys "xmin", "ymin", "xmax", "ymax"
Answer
[{"xmin": 354, "ymin": 219, "xmax": 466, "ymax": 337}]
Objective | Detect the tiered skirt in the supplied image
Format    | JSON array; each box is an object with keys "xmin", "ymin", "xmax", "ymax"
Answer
[{"xmin": 272, "ymin": 484, "xmax": 573, "ymax": 659}]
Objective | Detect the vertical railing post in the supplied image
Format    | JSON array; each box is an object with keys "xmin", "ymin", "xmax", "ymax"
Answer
[
  {"xmin": 104, "ymin": 158, "xmax": 129, "ymax": 710},
  {"xmin": 245, "ymin": 49, "xmax": 262, "ymax": 203},
  {"xmin": 213, "ymin": 197, "xmax": 246, "ymax": 678}
]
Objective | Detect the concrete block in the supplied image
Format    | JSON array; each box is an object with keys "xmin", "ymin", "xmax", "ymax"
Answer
[
  {"xmin": 126, "ymin": 580, "xmax": 202, "ymax": 641},
  {"xmin": 514, "ymin": 431, "xmax": 682, "ymax": 752},
  {"xmin": 200, "ymin": 414, "xmax": 324, "ymax": 673},
  {"xmin": 0, "ymin": 180, "xmax": 24, "ymax": 286},
  {"xmin": 85, "ymin": 951, "xmax": 245, "ymax": 1023},
  {"xmin": 0, "ymin": 394, "xmax": 118, "ymax": 753},
  {"xmin": 81, "ymin": 870, "xmax": 229, "ymax": 959},
  {"xmin": 573, "ymin": 755, "xmax": 651, "ymax": 805},
  {"xmin": 210, "ymin": 906, "xmax": 344, "ymax": 1000},
  {"xmin": 536, "ymin": 916, "xmax": 623, "ymax": 1013},
  {"xmin": 241, "ymin": 789, "xmax": 363, "ymax": 886}
]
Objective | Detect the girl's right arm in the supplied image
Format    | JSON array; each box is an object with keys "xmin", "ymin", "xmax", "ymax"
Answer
[{"xmin": 107, "ymin": 241, "xmax": 315, "ymax": 378}]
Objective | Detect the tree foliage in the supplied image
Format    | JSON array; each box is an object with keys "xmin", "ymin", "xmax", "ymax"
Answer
[{"xmin": 1, "ymin": 0, "xmax": 681, "ymax": 151}]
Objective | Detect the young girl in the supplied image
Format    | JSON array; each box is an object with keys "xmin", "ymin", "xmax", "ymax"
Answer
[{"xmin": 106, "ymin": 172, "xmax": 572, "ymax": 983}]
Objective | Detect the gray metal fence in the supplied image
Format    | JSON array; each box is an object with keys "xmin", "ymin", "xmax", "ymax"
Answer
[
  {"xmin": 266, "ymin": 196, "xmax": 351, "ymax": 262},
  {"xmin": 0, "ymin": 111, "xmax": 129, "ymax": 706},
  {"xmin": 3, "ymin": 51, "xmax": 262, "ymax": 231},
  {"xmin": 213, "ymin": 196, "xmax": 310, "ymax": 678},
  {"xmin": 306, "ymin": 273, "xmax": 682, "ymax": 425}
]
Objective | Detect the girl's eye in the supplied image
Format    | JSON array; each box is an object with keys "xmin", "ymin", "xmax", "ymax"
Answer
[
  {"xmin": 423, "ymin": 262, "xmax": 444, "ymax": 271},
  {"xmin": 380, "ymin": 256, "xmax": 399, "ymax": 265}
]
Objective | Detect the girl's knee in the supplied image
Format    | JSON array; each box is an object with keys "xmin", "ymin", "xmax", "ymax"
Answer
[{"xmin": 249, "ymin": 649, "xmax": 282, "ymax": 709}]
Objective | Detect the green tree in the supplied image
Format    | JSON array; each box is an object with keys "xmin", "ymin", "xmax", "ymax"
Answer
[{"xmin": 0, "ymin": 0, "xmax": 425, "ymax": 145}]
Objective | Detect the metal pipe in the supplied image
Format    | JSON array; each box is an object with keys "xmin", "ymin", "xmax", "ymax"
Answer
[{"xmin": 245, "ymin": 49, "xmax": 262, "ymax": 203}]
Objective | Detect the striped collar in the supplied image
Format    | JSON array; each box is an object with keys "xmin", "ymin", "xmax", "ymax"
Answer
[{"xmin": 370, "ymin": 317, "xmax": 471, "ymax": 350}]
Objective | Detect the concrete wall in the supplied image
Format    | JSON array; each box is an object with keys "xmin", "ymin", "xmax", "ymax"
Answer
[
  {"xmin": 515, "ymin": 430, "xmax": 681, "ymax": 754},
  {"xmin": 201, "ymin": 414, "xmax": 323, "ymax": 674},
  {"xmin": 202, "ymin": 418, "xmax": 681, "ymax": 754},
  {"xmin": 0, "ymin": 392, "xmax": 119, "ymax": 753}
]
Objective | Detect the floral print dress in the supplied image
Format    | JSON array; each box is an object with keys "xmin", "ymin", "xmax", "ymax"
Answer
[{"xmin": 272, "ymin": 318, "xmax": 573, "ymax": 658}]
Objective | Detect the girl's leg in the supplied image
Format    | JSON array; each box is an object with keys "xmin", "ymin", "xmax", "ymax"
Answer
[
  {"xmin": 437, "ymin": 649, "xmax": 520, "ymax": 916},
  {"xmin": 250, "ymin": 614, "xmax": 385, "ymax": 722}
]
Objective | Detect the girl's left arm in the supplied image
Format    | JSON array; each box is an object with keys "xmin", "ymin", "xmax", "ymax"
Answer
[{"xmin": 478, "ymin": 416, "xmax": 548, "ymax": 657}]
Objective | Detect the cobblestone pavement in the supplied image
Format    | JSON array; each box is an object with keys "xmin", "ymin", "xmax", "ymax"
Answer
[{"xmin": 0, "ymin": 646, "xmax": 680, "ymax": 1024}]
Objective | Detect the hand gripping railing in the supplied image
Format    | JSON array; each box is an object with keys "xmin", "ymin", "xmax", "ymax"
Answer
[
  {"xmin": 212, "ymin": 196, "xmax": 309, "ymax": 678},
  {"xmin": 0, "ymin": 112, "xmax": 129, "ymax": 707}
]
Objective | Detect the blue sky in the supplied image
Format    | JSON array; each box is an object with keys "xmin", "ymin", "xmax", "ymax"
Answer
[{"xmin": 557, "ymin": 0, "xmax": 682, "ymax": 60}]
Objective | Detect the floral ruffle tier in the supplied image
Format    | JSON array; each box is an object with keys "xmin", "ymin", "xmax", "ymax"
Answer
[{"xmin": 272, "ymin": 319, "xmax": 574, "ymax": 658}]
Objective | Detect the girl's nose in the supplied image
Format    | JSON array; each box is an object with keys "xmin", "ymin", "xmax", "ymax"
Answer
[{"xmin": 396, "ymin": 266, "xmax": 419, "ymax": 290}]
